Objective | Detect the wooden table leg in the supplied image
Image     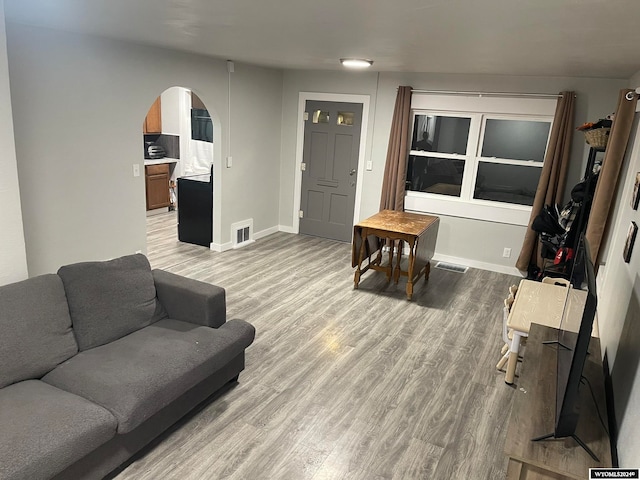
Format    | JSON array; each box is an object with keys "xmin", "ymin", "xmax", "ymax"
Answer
[
  {"xmin": 405, "ymin": 238, "xmax": 416, "ymax": 300},
  {"xmin": 393, "ymin": 239, "xmax": 402, "ymax": 284},
  {"xmin": 424, "ymin": 261, "xmax": 431, "ymax": 282},
  {"xmin": 353, "ymin": 227, "xmax": 367, "ymax": 289},
  {"xmin": 505, "ymin": 333, "xmax": 523, "ymax": 384},
  {"xmin": 386, "ymin": 238, "xmax": 394, "ymax": 282}
]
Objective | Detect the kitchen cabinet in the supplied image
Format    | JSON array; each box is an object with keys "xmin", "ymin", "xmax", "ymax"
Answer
[
  {"xmin": 143, "ymin": 97, "xmax": 162, "ymax": 134},
  {"xmin": 145, "ymin": 163, "xmax": 170, "ymax": 210}
]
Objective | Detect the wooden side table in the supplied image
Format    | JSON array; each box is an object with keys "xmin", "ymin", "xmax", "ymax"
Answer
[
  {"xmin": 352, "ymin": 210, "xmax": 439, "ymax": 300},
  {"xmin": 504, "ymin": 280, "xmax": 590, "ymax": 384}
]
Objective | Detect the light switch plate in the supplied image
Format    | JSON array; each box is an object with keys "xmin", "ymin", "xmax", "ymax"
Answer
[
  {"xmin": 366, "ymin": 161, "xmax": 373, "ymax": 171},
  {"xmin": 226, "ymin": 156, "xmax": 233, "ymax": 168},
  {"xmin": 133, "ymin": 164, "xmax": 140, "ymax": 177}
]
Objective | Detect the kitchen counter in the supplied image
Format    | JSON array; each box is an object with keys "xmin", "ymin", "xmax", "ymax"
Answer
[{"xmin": 144, "ymin": 158, "xmax": 178, "ymax": 166}]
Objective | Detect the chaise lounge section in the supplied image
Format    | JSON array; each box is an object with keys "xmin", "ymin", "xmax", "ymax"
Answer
[{"xmin": 0, "ymin": 254, "xmax": 255, "ymax": 480}]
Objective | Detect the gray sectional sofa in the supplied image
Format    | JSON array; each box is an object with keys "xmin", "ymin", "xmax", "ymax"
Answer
[{"xmin": 0, "ymin": 254, "xmax": 255, "ymax": 480}]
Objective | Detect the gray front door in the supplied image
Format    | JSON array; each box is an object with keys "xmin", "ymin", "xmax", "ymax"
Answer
[{"xmin": 299, "ymin": 100, "xmax": 363, "ymax": 242}]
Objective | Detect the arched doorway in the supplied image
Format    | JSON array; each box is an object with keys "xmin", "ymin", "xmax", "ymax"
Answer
[{"xmin": 142, "ymin": 86, "xmax": 217, "ymax": 252}]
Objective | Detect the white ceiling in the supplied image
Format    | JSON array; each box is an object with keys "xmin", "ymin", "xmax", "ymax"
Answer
[{"xmin": 4, "ymin": 0, "xmax": 640, "ymax": 79}]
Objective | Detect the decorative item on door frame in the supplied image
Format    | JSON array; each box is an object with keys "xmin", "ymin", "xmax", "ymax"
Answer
[
  {"xmin": 623, "ymin": 221, "xmax": 638, "ymax": 263},
  {"xmin": 631, "ymin": 172, "xmax": 640, "ymax": 210}
]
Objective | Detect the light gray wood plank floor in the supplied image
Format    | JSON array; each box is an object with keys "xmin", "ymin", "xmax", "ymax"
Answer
[{"xmin": 115, "ymin": 212, "xmax": 521, "ymax": 480}]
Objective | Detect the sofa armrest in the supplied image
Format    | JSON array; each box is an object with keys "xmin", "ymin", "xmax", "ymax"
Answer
[{"xmin": 152, "ymin": 269, "xmax": 226, "ymax": 328}]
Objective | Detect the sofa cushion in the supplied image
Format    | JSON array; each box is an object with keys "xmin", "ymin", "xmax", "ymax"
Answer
[
  {"xmin": 0, "ymin": 274, "xmax": 78, "ymax": 389},
  {"xmin": 43, "ymin": 318, "xmax": 256, "ymax": 433},
  {"xmin": 0, "ymin": 380, "xmax": 117, "ymax": 480},
  {"xmin": 57, "ymin": 253, "xmax": 167, "ymax": 351}
]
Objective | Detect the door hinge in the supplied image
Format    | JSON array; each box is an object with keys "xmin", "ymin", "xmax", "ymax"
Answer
[
  {"xmin": 299, "ymin": 210, "xmax": 304, "ymax": 218},
  {"xmin": 300, "ymin": 162, "xmax": 306, "ymax": 171},
  {"xmin": 303, "ymin": 112, "xmax": 309, "ymax": 121}
]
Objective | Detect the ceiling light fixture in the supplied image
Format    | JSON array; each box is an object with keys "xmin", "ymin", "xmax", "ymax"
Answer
[{"xmin": 340, "ymin": 58, "xmax": 373, "ymax": 69}]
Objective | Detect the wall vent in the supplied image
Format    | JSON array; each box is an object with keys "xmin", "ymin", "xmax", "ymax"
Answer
[
  {"xmin": 231, "ymin": 219, "xmax": 254, "ymax": 249},
  {"xmin": 435, "ymin": 262, "xmax": 468, "ymax": 274}
]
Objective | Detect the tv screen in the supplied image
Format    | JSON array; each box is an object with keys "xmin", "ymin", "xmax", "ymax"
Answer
[{"xmin": 554, "ymin": 235, "xmax": 598, "ymax": 438}]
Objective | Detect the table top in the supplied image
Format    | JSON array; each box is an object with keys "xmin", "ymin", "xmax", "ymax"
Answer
[
  {"xmin": 355, "ymin": 210, "xmax": 439, "ymax": 236},
  {"xmin": 507, "ymin": 279, "xmax": 594, "ymax": 336}
]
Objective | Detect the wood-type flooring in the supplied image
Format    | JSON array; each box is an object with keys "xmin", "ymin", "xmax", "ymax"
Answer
[{"xmin": 114, "ymin": 212, "xmax": 521, "ymax": 480}]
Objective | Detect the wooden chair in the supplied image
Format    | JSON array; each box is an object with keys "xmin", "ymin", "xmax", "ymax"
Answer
[{"xmin": 496, "ymin": 290, "xmax": 517, "ymax": 371}]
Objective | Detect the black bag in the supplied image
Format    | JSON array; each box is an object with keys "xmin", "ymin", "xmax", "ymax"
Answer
[
  {"xmin": 532, "ymin": 204, "xmax": 565, "ymax": 235},
  {"xmin": 571, "ymin": 172, "xmax": 599, "ymax": 203}
]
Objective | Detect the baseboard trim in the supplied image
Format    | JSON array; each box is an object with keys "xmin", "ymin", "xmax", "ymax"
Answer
[
  {"xmin": 278, "ymin": 225, "xmax": 296, "ymax": 234},
  {"xmin": 254, "ymin": 225, "xmax": 279, "ymax": 240},
  {"xmin": 211, "ymin": 225, "xmax": 280, "ymax": 252},
  {"xmin": 602, "ymin": 352, "xmax": 619, "ymax": 467},
  {"xmin": 214, "ymin": 227, "xmax": 521, "ymax": 276},
  {"xmin": 210, "ymin": 242, "xmax": 232, "ymax": 252},
  {"xmin": 233, "ymin": 239, "xmax": 255, "ymax": 249},
  {"xmin": 432, "ymin": 253, "xmax": 522, "ymax": 276}
]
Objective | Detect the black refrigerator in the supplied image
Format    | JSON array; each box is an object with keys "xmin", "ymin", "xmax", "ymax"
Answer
[{"xmin": 177, "ymin": 165, "xmax": 213, "ymax": 247}]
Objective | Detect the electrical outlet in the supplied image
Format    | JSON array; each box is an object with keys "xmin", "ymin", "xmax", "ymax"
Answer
[
  {"xmin": 503, "ymin": 247, "xmax": 512, "ymax": 258},
  {"xmin": 133, "ymin": 164, "xmax": 140, "ymax": 177}
]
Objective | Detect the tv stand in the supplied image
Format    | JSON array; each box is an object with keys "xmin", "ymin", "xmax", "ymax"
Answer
[
  {"xmin": 504, "ymin": 323, "xmax": 611, "ymax": 479},
  {"xmin": 541, "ymin": 339, "xmax": 572, "ymax": 350},
  {"xmin": 531, "ymin": 432, "xmax": 599, "ymax": 463}
]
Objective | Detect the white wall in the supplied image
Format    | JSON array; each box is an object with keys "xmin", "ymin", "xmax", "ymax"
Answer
[
  {"xmin": 217, "ymin": 62, "xmax": 284, "ymax": 248},
  {"xmin": 6, "ymin": 23, "xmax": 282, "ymax": 275},
  {"xmin": 0, "ymin": 0, "xmax": 27, "ymax": 285},
  {"xmin": 280, "ymin": 70, "xmax": 626, "ymax": 272},
  {"xmin": 596, "ymin": 80, "xmax": 640, "ymax": 466}
]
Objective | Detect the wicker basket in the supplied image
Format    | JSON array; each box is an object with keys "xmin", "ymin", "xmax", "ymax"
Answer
[{"xmin": 583, "ymin": 127, "xmax": 610, "ymax": 149}]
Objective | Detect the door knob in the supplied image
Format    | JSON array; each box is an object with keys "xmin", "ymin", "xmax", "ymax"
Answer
[{"xmin": 350, "ymin": 169, "xmax": 356, "ymax": 176}]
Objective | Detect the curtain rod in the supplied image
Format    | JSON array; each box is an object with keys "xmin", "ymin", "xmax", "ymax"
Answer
[{"xmin": 410, "ymin": 89, "xmax": 564, "ymax": 99}]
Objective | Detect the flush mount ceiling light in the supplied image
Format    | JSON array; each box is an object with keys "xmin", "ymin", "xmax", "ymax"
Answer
[{"xmin": 340, "ymin": 58, "xmax": 373, "ymax": 69}]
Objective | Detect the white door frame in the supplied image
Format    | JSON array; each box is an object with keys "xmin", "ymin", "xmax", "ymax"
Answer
[{"xmin": 292, "ymin": 92, "xmax": 370, "ymax": 234}]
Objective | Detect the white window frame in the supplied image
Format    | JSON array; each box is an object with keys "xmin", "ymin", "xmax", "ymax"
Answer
[{"xmin": 405, "ymin": 95, "xmax": 556, "ymax": 226}]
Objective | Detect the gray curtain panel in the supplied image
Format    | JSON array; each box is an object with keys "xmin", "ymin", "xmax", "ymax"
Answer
[
  {"xmin": 379, "ymin": 85, "xmax": 412, "ymax": 212},
  {"xmin": 586, "ymin": 89, "xmax": 638, "ymax": 267},
  {"xmin": 516, "ymin": 91, "xmax": 576, "ymax": 272}
]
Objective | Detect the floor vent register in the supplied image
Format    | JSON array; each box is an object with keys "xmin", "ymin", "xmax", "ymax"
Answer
[{"xmin": 434, "ymin": 262, "xmax": 469, "ymax": 274}]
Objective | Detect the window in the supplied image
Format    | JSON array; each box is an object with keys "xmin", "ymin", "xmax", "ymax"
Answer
[
  {"xmin": 473, "ymin": 117, "xmax": 550, "ymax": 205},
  {"xmin": 407, "ymin": 114, "xmax": 471, "ymax": 197},
  {"xmin": 405, "ymin": 95, "xmax": 555, "ymax": 225}
]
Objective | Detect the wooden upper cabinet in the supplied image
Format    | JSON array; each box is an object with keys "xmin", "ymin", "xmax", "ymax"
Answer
[{"xmin": 143, "ymin": 97, "xmax": 162, "ymax": 134}]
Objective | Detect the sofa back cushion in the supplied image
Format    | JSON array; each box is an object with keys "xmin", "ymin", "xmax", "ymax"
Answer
[
  {"xmin": 57, "ymin": 254, "xmax": 167, "ymax": 351},
  {"xmin": 0, "ymin": 274, "xmax": 79, "ymax": 388}
]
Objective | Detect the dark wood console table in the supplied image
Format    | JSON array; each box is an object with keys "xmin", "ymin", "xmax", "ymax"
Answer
[
  {"xmin": 351, "ymin": 210, "xmax": 439, "ymax": 300},
  {"xmin": 504, "ymin": 323, "xmax": 611, "ymax": 479}
]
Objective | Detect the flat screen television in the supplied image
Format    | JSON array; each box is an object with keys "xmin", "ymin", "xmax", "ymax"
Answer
[{"xmin": 533, "ymin": 234, "xmax": 600, "ymax": 461}]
